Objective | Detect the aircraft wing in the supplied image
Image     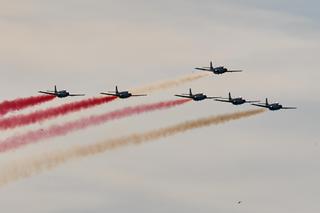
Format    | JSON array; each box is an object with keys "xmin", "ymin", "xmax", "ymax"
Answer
[
  {"xmin": 131, "ymin": 94, "xmax": 147, "ymax": 97},
  {"xmin": 195, "ymin": 67, "xmax": 211, "ymax": 71},
  {"xmin": 69, "ymin": 94, "xmax": 85, "ymax": 96},
  {"xmin": 100, "ymin": 92, "xmax": 117, "ymax": 96},
  {"xmin": 215, "ymin": 99, "xmax": 231, "ymax": 102},
  {"xmin": 282, "ymin": 106, "xmax": 297, "ymax": 109},
  {"xmin": 251, "ymin": 103, "xmax": 268, "ymax": 108},
  {"xmin": 206, "ymin": 96, "xmax": 221, "ymax": 99},
  {"xmin": 175, "ymin": 95, "xmax": 192, "ymax": 98},
  {"xmin": 226, "ymin": 70, "xmax": 242, "ymax": 72},
  {"xmin": 245, "ymin": 100, "xmax": 260, "ymax": 103},
  {"xmin": 38, "ymin": 91, "xmax": 56, "ymax": 96}
]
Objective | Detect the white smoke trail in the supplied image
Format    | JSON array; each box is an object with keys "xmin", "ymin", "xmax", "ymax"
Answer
[
  {"xmin": 0, "ymin": 109, "xmax": 265, "ymax": 187},
  {"xmin": 131, "ymin": 72, "xmax": 210, "ymax": 93}
]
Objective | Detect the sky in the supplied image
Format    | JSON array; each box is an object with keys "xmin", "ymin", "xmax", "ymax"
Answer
[{"xmin": 0, "ymin": 0, "xmax": 319, "ymax": 212}]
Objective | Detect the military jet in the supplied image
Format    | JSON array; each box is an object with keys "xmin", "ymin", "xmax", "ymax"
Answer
[
  {"xmin": 252, "ymin": 98, "xmax": 296, "ymax": 111},
  {"xmin": 215, "ymin": 92, "xmax": 259, "ymax": 105},
  {"xmin": 39, "ymin": 86, "xmax": 85, "ymax": 98},
  {"xmin": 195, "ymin": 61, "xmax": 242, "ymax": 74},
  {"xmin": 175, "ymin": 88, "xmax": 220, "ymax": 101},
  {"xmin": 100, "ymin": 86, "xmax": 147, "ymax": 99}
]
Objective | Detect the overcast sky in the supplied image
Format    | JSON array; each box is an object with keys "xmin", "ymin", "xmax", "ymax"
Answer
[{"xmin": 0, "ymin": 1, "xmax": 319, "ymax": 212}]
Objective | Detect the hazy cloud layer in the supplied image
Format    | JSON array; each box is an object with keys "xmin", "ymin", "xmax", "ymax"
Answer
[{"xmin": 0, "ymin": 1, "xmax": 318, "ymax": 213}]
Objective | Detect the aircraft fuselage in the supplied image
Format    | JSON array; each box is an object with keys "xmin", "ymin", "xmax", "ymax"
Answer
[
  {"xmin": 56, "ymin": 91, "xmax": 70, "ymax": 98},
  {"xmin": 231, "ymin": 98, "xmax": 246, "ymax": 105},
  {"xmin": 267, "ymin": 104, "xmax": 283, "ymax": 111},
  {"xmin": 118, "ymin": 91, "xmax": 132, "ymax": 99},
  {"xmin": 212, "ymin": 67, "xmax": 228, "ymax": 74},
  {"xmin": 196, "ymin": 66, "xmax": 228, "ymax": 74},
  {"xmin": 192, "ymin": 94, "xmax": 207, "ymax": 101}
]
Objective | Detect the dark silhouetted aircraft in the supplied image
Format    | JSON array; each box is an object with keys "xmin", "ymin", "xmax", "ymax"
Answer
[
  {"xmin": 175, "ymin": 88, "xmax": 220, "ymax": 101},
  {"xmin": 215, "ymin": 92, "xmax": 259, "ymax": 105},
  {"xmin": 100, "ymin": 86, "xmax": 147, "ymax": 99},
  {"xmin": 252, "ymin": 98, "xmax": 296, "ymax": 111},
  {"xmin": 195, "ymin": 61, "xmax": 242, "ymax": 74},
  {"xmin": 39, "ymin": 86, "xmax": 85, "ymax": 98}
]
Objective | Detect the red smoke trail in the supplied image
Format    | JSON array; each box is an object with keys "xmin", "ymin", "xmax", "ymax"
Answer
[
  {"xmin": 0, "ymin": 96, "xmax": 117, "ymax": 130},
  {"xmin": 0, "ymin": 95, "xmax": 55, "ymax": 116},
  {"xmin": 0, "ymin": 99, "xmax": 190, "ymax": 153}
]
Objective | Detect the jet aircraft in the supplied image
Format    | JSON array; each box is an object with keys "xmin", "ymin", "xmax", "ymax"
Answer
[
  {"xmin": 195, "ymin": 61, "xmax": 242, "ymax": 74},
  {"xmin": 175, "ymin": 88, "xmax": 220, "ymax": 101},
  {"xmin": 39, "ymin": 86, "xmax": 85, "ymax": 98},
  {"xmin": 252, "ymin": 98, "xmax": 296, "ymax": 111},
  {"xmin": 215, "ymin": 92, "xmax": 259, "ymax": 105},
  {"xmin": 100, "ymin": 86, "xmax": 147, "ymax": 99}
]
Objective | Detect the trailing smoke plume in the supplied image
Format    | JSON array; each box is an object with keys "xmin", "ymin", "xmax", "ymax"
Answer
[
  {"xmin": 131, "ymin": 72, "xmax": 210, "ymax": 93},
  {"xmin": 0, "ymin": 96, "xmax": 117, "ymax": 130},
  {"xmin": 0, "ymin": 99, "xmax": 190, "ymax": 152},
  {"xmin": 0, "ymin": 95, "xmax": 55, "ymax": 116},
  {"xmin": 0, "ymin": 109, "xmax": 265, "ymax": 187}
]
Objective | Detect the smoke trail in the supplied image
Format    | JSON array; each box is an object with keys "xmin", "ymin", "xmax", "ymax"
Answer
[
  {"xmin": 0, "ymin": 95, "xmax": 55, "ymax": 116},
  {"xmin": 0, "ymin": 99, "xmax": 190, "ymax": 152},
  {"xmin": 0, "ymin": 109, "xmax": 264, "ymax": 187},
  {"xmin": 131, "ymin": 72, "xmax": 210, "ymax": 94},
  {"xmin": 0, "ymin": 96, "xmax": 117, "ymax": 130}
]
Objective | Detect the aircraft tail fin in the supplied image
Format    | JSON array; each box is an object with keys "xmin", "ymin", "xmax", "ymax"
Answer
[
  {"xmin": 115, "ymin": 86, "xmax": 119, "ymax": 94},
  {"xmin": 54, "ymin": 85, "xmax": 57, "ymax": 93},
  {"xmin": 189, "ymin": 88, "xmax": 192, "ymax": 96},
  {"xmin": 266, "ymin": 98, "xmax": 269, "ymax": 105},
  {"xmin": 228, "ymin": 92, "xmax": 232, "ymax": 100},
  {"xmin": 210, "ymin": 61, "xmax": 213, "ymax": 69}
]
